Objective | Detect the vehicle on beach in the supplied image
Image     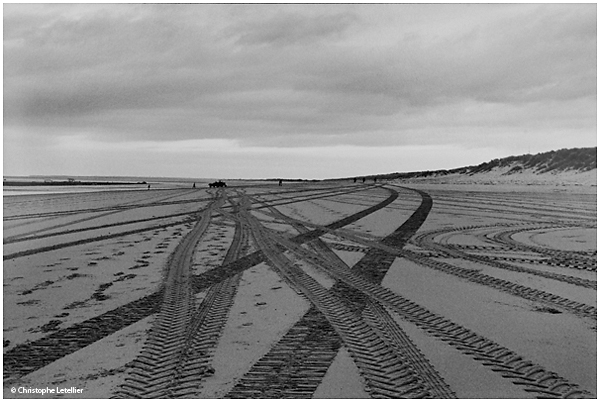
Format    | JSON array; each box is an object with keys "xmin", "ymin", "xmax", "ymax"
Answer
[{"xmin": 208, "ymin": 180, "xmax": 227, "ymax": 188}]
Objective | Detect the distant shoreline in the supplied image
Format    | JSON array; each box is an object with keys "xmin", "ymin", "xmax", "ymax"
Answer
[{"xmin": 3, "ymin": 180, "xmax": 146, "ymax": 187}]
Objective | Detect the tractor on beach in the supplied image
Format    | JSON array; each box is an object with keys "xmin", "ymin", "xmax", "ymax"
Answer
[{"xmin": 209, "ymin": 180, "xmax": 227, "ymax": 188}]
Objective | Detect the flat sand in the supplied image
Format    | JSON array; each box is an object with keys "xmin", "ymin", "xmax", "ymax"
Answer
[{"xmin": 3, "ymin": 175, "xmax": 596, "ymax": 398}]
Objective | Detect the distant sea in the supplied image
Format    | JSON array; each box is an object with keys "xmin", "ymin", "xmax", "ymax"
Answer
[{"xmin": 3, "ymin": 175, "xmax": 214, "ymax": 196}]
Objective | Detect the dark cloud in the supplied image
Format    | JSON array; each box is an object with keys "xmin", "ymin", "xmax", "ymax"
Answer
[{"xmin": 3, "ymin": 3, "xmax": 596, "ymax": 174}]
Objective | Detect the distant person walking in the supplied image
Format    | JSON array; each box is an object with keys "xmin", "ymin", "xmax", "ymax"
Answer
[
  {"xmin": 278, "ymin": 180, "xmax": 282, "ymax": 186},
  {"xmin": 148, "ymin": 184, "xmax": 151, "ymax": 190},
  {"xmin": 193, "ymin": 182, "xmax": 196, "ymax": 188}
]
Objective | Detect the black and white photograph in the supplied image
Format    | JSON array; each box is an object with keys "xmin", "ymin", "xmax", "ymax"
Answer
[{"xmin": 3, "ymin": 3, "xmax": 597, "ymax": 399}]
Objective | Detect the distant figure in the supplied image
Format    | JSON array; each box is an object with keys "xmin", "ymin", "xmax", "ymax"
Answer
[
  {"xmin": 147, "ymin": 184, "xmax": 151, "ymax": 190},
  {"xmin": 353, "ymin": 178, "xmax": 357, "ymax": 183},
  {"xmin": 278, "ymin": 180, "xmax": 282, "ymax": 186},
  {"xmin": 193, "ymin": 182, "xmax": 196, "ymax": 188},
  {"xmin": 362, "ymin": 177, "xmax": 366, "ymax": 183},
  {"xmin": 374, "ymin": 177, "xmax": 377, "ymax": 182}
]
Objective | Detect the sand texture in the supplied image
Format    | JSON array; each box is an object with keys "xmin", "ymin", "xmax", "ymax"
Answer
[{"xmin": 3, "ymin": 178, "xmax": 596, "ymax": 398}]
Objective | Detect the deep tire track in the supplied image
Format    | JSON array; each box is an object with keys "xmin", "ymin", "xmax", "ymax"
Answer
[
  {"xmin": 3, "ymin": 290, "xmax": 164, "ymax": 381},
  {"xmin": 302, "ymin": 223, "xmax": 596, "ymax": 320},
  {"xmin": 114, "ymin": 192, "xmax": 223, "ymax": 398},
  {"xmin": 402, "ymin": 250, "xmax": 596, "ymax": 321},
  {"xmin": 159, "ymin": 192, "xmax": 251, "ymax": 398},
  {"xmin": 244, "ymin": 213, "xmax": 430, "ymax": 398},
  {"xmin": 4, "ymin": 186, "xmax": 398, "ymax": 380},
  {"xmin": 241, "ymin": 186, "xmax": 593, "ymax": 398},
  {"xmin": 3, "ymin": 185, "xmax": 373, "ymax": 260},
  {"xmin": 297, "ymin": 244, "xmax": 595, "ymax": 398},
  {"xmin": 227, "ymin": 186, "xmax": 444, "ymax": 398},
  {"xmin": 268, "ymin": 232, "xmax": 456, "ymax": 399}
]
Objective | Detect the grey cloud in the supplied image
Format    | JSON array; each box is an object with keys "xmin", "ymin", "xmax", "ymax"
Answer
[
  {"xmin": 232, "ymin": 10, "xmax": 357, "ymax": 46},
  {"xmin": 4, "ymin": 7, "xmax": 200, "ymax": 78},
  {"xmin": 294, "ymin": 5, "xmax": 595, "ymax": 107},
  {"xmin": 3, "ymin": 3, "xmax": 596, "ymax": 151}
]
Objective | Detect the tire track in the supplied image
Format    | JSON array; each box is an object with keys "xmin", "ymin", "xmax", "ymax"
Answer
[
  {"xmin": 118, "ymin": 188, "xmax": 386, "ymax": 397},
  {"xmin": 115, "ymin": 192, "xmax": 224, "ymax": 398},
  {"xmin": 156, "ymin": 192, "xmax": 251, "ymax": 398},
  {"xmin": 244, "ymin": 213, "xmax": 430, "ymax": 398},
  {"xmin": 240, "ymin": 186, "xmax": 594, "ymax": 398},
  {"xmin": 4, "ymin": 186, "xmax": 398, "ymax": 380},
  {"xmin": 258, "ymin": 205, "xmax": 596, "ymax": 321},
  {"xmin": 362, "ymin": 300, "xmax": 456, "ymax": 399},
  {"xmin": 492, "ymin": 227, "xmax": 597, "ymax": 269},
  {"xmin": 402, "ymin": 250, "xmax": 596, "ymax": 320},
  {"xmin": 3, "ymin": 191, "xmax": 214, "ymax": 221},
  {"xmin": 292, "ymin": 241, "xmax": 595, "ymax": 398},
  {"xmin": 423, "ymin": 223, "xmax": 597, "ymax": 268},
  {"xmin": 428, "ymin": 192, "xmax": 596, "ymax": 222},
  {"xmin": 228, "ymin": 186, "xmax": 447, "ymax": 398},
  {"xmin": 265, "ymin": 233, "xmax": 456, "ymax": 399},
  {"xmin": 226, "ymin": 305, "xmax": 341, "ymax": 399},
  {"xmin": 4, "ymin": 210, "xmax": 198, "ymax": 246},
  {"xmin": 225, "ymin": 198, "xmax": 344, "ymax": 399},
  {"xmin": 4, "ymin": 189, "xmax": 201, "ymax": 243},
  {"xmin": 3, "ymin": 189, "xmax": 195, "ymax": 232},
  {"xmin": 413, "ymin": 228, "xmax": 597, "ymax": 290},
  {"xmin": 303, "ymin": 224, "xmax": 596, "ymax": 320},
  {"xmin": 248, "ymin": 184, "xmax": 385, "ymax": 215},
  {"xmin": 3, "ymin": 186, "xmax": 373, "ymax": 260},
  {"xmin": 4, "ymin": 219, "xmax": 193, "ymax": 261},
  {"xmin": 3, "ymin": 290, "xmax": 164, "ymax": 381}
]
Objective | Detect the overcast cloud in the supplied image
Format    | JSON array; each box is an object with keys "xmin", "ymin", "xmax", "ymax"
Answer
[{"xmin": 3, "ymin": 4, "xmax": 596, "ymax": 179}]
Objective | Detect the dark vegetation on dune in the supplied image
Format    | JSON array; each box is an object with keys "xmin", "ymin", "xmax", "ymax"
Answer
[{"xmin": 359, "ymin": 147, "xmax": 597, "ymax": 181}]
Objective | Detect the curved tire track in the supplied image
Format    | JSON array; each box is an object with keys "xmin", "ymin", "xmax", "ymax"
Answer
[
  {"xmin": 413, "ymin": 227, "xmax": 597, "ymax": 290},
  {"xmin": 4, "ymin": 186, "xmax": 398, "ymax": 380},
  {"xmin": 244, "ymin": 213, "xmax": 430, "ymax": 398},
  {"xmin": 228, "ymin": 186, "xmax": 445, "ymax": 398},
  {"xmin": 300, "ymin": 242, "xmax": 595, "ymax": 399}
]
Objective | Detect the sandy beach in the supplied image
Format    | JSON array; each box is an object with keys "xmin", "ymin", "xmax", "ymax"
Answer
[{"xmin": 3, "ymin": 177, "xmax": 596, "ymax": 398}]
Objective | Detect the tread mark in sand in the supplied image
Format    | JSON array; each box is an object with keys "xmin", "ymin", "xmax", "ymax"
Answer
[
  {"xmin": 116, "ymin": 191, "xmax": 249, "ymax": 398},
  {"xmin": 114, "ymin": 194, "xmax": 222, "ymax": 398},
  {"xmin": 228, "ymin": 186, "xmax": 593, "ymax": 399},
  {"xmin": 414, "ymin": 227, "xmax": 597, "ymax": 288},
  {"xmin": 5, "ymin": 186, "xmax": 594, "ymax": 399},
  {"xmin": 4, "ymin": 189, "xmax": 201, "ymax": 244},
  {"xmin": 3, "ymin": 187, "xmax": 398, "ymax": 380},
  {"xmin": 3, "ymin": 184, "xmax": 371, "ymax": 258},
  {"xmin": 227, "ymin": 187, "xmax": 451, "ymax": 398},
  {"xmin": 301, "ymin": 236, "xmax": 594, "ymax": 398},
  {"xmin": 243, "ymin": 209, "xmax": 429, "ymax": 398}
]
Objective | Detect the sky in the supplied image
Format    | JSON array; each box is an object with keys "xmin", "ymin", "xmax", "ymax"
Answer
[{"xmin": 3, "ymin": 3, "xmax": 597, "ymax": 179}]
